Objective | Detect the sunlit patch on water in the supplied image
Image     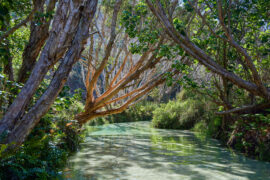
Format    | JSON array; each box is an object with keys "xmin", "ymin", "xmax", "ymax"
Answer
[{"xmin": 63, "ymin": 122, "xmax": 270, "ymax": 180}]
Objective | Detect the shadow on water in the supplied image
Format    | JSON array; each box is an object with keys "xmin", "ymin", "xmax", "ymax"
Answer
[{"xmin": 63, "ymin": 122, "xmax": 270, "ymax": 180}]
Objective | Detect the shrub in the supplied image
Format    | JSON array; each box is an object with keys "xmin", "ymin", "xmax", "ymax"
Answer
[
  {"xmin": 0, "ymin": 85, "xmax": 85, "ymax": 179},
  {"xmin": 88, "ymin": 101, "xmax": 159, "ymax": 126},
  {"xmin": 192, "ymin": 111, "xmax": 222, "ymax": 137},
  {"xmin": 193, "ymin": 111, "xmax": 270, "ymax": 161},
  {"xmin": 151, "ymin": 98, "xmax": 205, "ymax": 129},
  {"xmin": 228, "ymin": 114, "xmax": 270, "ymax": 161},
  {"xmin": 151, "ymin": 90, "xmax": 208, "ymax": 129},
  {"xmin": 0, "ymin": 116, "xmax": 69, "ymax": 179}
]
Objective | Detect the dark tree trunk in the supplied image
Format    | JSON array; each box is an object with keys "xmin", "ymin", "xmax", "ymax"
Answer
[
  {"xmin": 3, "ymin": 44, "xmax": 14, "ymax": 81},
  {"xmin": 1, "ymin": 20, "xmax": 14, "ymax": 81},
  {"xmin": 17, "ymin": 0, "xmax": 57, "ymax": 83}
]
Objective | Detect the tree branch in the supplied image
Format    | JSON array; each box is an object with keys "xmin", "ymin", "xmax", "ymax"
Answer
[{"xmin": 0, "ymin": 8, "xmax": 37, "ymax": 43}]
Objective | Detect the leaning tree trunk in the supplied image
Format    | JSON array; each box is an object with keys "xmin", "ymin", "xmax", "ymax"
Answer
[
  {"xmin": 0, "ymin": 0, "xmax": 97, "ymax": 140},
  {"xmin": 4, "ymin": 0, "xmax": 98, "ymax": 147},
  {"xmin": 17, "ymin": 0, "xmax": 57, "ymax": 83},
  {"xmin": 0, "ymin": 0, "xmax": 70, "ymax": 135}
]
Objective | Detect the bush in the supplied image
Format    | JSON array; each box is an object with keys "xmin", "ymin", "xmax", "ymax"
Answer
[
  {"xmin": 0, "ymin": 74, "xmax": 22, "ymax": 118},
  {"xmin": 228, "ymin": 114, "xmax": 270, "ymax": 161},
  {"xmin": 0, "ymin": 85, "xmax": 85, "ymax": 179},
  {"xmin": 0, "ymin": 116, "xmax": 69, "ymax": 179},
  {"xmin": 193, "ymin": 111, "xmax": 270, "ymax": 161},
  {"xmin": 152, "ymin": 98, "xmax": 205, "ymax": 129},
  {"xmin": 192, "ymin": 112, "xmax": 222, "ymax": 137},
  {"xmin": 151, "ymin": 90, "xmax": 207, "ymax": 129},
  {"xmin": 88, "ymin": 101, "xmax": 159, "ymax": 126}
]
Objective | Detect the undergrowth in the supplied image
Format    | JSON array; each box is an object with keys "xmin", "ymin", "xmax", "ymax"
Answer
[
  {"xmin": 151, "ymin": 90, "xmax": 210, "ymax": 129},
  {"xmin": 0, "ymin": 75, "xmax": 85, "ymax": 179}
]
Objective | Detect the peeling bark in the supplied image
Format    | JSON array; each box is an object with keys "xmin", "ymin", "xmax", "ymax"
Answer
[
  {"xmin": 3, "ymin": 0, "xmax": 98, "ymax": 147},
  {"xmin": 0, "ymin": 0, "xmax": 97, "ymax": 143}
]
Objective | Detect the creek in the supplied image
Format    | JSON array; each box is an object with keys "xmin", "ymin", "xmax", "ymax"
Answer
[{"xmin": 63, "ymin": 121, "xmax": 270, "ymax": 180}]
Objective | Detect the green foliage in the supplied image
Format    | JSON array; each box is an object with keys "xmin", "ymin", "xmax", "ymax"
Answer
[
  {"xmin": 0, "ymin": 80, "xmax": 85, "ymax": 179},
  {"xmin": 34, "ymin": 11, "xmax": 54, "ymax": 26},
  {"xmin": 9, "ymin": 25, "xmax": 30, "ymax": 72},
  {"xmin": 193, "ymin": 112, "xmax": 270, "ymax": 161},
  {"xmin": 0, "ymin": 0, "xmax": 32, "ymax": 29},
  {"xmin": 0, "ymin": 73, "xmax": 22, "ymax": 116},
  {"xmin": 229, "ymin": 114, "xmax": 270, "ymax": 161},
  {"xmin": 173, "ymin": 18, "xmax": 186, "ymax": 36},
  {"xmin": 0, "ymin": 22, "xmax": 30, "ymax": 77},
  {"xmin": 121, "ymin": 2, "xmax": 148, "ymax": 38},
  {"xmin": 88, "ymin": 101, "xmax": 159, "ymax": 126},
  {"xmin": 121, "ymin": 1, "xmax": 162, "ymax": 54},
  {"xmin": 192, "ymin": 112, "xmax": 222, "ymax": 137},
  {"xmin": 151, "ymin": 90, "xmax": 207, "ymax": 129},
  {"xmin": 0, "ymin": 117, "xmax": 69, "ymax": 179}
]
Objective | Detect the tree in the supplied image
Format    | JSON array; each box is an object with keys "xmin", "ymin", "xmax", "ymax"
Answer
[
  {"xmin": 75, "ymin": 0, "xmax": 180, "ymax": 124},
  {"xmin": 145, "ymin": 0, "xmax": 270, "ymax": 114},
  {"xmin": 0, "ymin": 0, "xmax": 33, "ymax": 81},
  {"xmin": 0, "ymin": 0, "xmax": 98, "ymax": 147}
]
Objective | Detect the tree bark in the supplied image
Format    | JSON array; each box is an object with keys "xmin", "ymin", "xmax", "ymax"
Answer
[
  {"xmin": 5, "ymin": 0, "xmax": 98, "ymax": 147},
  {"xmin": 17, "ymin": 0, "xmax": 57, "ymax": 83},
  {"xmin": 216, "ymin": 103, "xmax": 270, "ymax": 115},
  {"xmin": 76, "ymin": 76, "xmax": 165, "ymax": 124},
  {"xmin": 0, "ymin": 0, "xmax": 93, "ymax": 136}
]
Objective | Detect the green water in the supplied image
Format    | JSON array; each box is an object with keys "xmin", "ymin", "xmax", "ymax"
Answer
[{"xmin": 63, "ymin": 122, "xmax": 270, "ymax": 180}]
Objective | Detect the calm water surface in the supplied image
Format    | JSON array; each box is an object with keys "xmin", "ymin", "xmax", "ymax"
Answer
[{"xmin": 63, "ymin": 122, "xmax": 270, "ymax": 180}]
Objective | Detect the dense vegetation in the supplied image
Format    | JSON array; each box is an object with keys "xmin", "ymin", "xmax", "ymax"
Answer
[
  {"xmin": 153, "ymin": 90, "xmax": 270, "ymax": 161},
  {"xmin": 151, "ymin": 90, "xmax": 208, "ymax": 129},
  {"xmin": 0, "ymin": 0, "xmax": 269, "ymax": 178},
  {"xmin": 88, "ymin": 101, "xmax": 158, "ymax": 126},
  {"xmin": 0, "ymin": 75, "xmax": 85, "ymax": 178}
]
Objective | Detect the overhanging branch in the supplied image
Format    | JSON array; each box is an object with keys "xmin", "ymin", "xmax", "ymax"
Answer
[{"xmin": 216, "ymin": 103, "xmax": 270, "ymax": 115}]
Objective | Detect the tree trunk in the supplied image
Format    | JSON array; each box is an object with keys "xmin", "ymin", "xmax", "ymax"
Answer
[
  {"xmin": 4, "ymin": 0, "xmax": 98, "ymax": 147},
  {"xmin": 17, "ymin": 0, "xmax": 57, "ymax": 83},
  {"xmin": 3, "ymin": 42, "xmax": 14, "ymax": 81},
  {"xmin": 1, "ymin": 21, "xmax": 14, "ymax": 81},
  {"xmin": 0, "ymin": 0, "xmax": 94, "ymax": 136}
]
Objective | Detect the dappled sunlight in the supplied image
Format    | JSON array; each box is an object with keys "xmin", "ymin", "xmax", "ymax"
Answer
[{"xmin": 63, "ymin": 122, "xmax": 270, "ymax": 180}]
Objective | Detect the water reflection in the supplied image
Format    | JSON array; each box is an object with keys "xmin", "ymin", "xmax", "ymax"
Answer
[{"xmin": 63, "ymin": 122, "xmax": 270, "ymax": 180}]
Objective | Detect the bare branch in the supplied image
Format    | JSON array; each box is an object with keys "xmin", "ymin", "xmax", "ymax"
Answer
[{"xmin": 0, "ymin": 8, "xmax": 37, "ymax": 43}]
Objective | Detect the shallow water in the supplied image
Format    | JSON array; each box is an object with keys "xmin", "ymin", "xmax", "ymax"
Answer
[{"xmin": 63, "ymin": 122, "xmax": 270, "ymax": 180}]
